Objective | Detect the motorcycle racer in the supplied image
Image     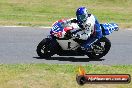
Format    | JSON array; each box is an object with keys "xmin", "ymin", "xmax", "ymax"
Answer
[
  {"xmin": 61, "ymin": 6, "xmax": 103, "ymax": 50},
  {"xmin": 37, "ymin": 7, "xmax": 119, "ymax": 59}
]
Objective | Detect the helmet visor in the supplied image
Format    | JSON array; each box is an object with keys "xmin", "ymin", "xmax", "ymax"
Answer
[{"xmin": 77, "ymin": 14, "xmax": 87, "ymax": 22}]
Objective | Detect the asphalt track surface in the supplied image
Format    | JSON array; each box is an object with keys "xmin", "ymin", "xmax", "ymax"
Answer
[{"xmin": 0, "ymin": 27, "xmax": 132, "ymax": 65}]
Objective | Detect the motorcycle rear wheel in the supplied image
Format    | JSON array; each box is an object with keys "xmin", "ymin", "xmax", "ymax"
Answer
[{"xmin": 87, "ymin": 37, "xmax": 111, "ymax": 59}]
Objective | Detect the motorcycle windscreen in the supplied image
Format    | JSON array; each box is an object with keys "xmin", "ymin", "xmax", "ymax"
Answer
[
  {"xmin": 50, "ymin": 22, "xmax": 65, "ymax": 38},
  {"xmin": 50, "ymin": 21, "xmax": 73, "ymax": 38},
  {"xmin": 50, "ymin": 22, "xmax": 64, "ymax": 34},
  {"xmin": 101, "ymin": 23, "xmax": 119, "ymax": 35}
]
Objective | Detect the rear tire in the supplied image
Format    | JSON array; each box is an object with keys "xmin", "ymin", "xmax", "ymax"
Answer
[
  {"xmin": 87, "ymin": 37, "xmax": 111, "ymax": 59},
  {"xmin": 36, "ymin": 38, "xmax": 53, "ymax": 58}
]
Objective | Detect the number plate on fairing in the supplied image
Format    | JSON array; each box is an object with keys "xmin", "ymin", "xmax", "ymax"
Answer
[{"xmin": 57, "ymin": 39, "xmax": 80, "ymax": 50}]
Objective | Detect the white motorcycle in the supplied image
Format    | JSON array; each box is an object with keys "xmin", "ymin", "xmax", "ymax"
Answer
[{"xmin": 36, "ymin": 21, "xmax": 119, "ymax": 59}]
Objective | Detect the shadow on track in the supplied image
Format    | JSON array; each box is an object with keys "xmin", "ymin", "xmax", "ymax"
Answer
[{"xmin": 33, "ymin": 56, "xmax": 105, "ymax": 62}]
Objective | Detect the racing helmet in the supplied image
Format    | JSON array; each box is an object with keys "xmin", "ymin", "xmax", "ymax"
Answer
[{"xmin": 76, "ymin": 7, "xmax": 88, "ymax": 23}]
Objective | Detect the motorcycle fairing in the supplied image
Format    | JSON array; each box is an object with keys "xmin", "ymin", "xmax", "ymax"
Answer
[
  {"xmin": 56, "ymin": 39, "xmax": 80, "ymax": 50},
  {"xmin": 50, "ymin": 22, "xmax": 73, "ymax": 38},
  {"xmin": 101, "ymin": 23, "xmax": 119, "ymax": 35}
]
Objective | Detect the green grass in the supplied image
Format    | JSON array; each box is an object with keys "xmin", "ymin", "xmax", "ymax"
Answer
[
  {"xmin": 0, "ymin": 0, "xmax": 131, "ymax": 28},
  {"xmin": 0, "ymin": 64, "xmax": 132, "ymax": 88}
]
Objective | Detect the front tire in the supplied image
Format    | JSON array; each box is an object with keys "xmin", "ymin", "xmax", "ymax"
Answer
[
  {"xmin": 87, "ymin": 37, "xmax": 111, "ymax": 59},
  {"xmin": 36, "ymin": 38, "xmax": 53, "ymax": 58}
]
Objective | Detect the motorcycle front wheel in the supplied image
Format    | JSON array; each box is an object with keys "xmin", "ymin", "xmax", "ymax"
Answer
[{"xmin": 36, "ymin": 38, "xmax": 53, "ymax": 58}]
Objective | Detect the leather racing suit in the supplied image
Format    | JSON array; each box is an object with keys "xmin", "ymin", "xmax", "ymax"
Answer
[{"xmin": 62, "ymin": 14, "xmax": 103, "ymax": 49}]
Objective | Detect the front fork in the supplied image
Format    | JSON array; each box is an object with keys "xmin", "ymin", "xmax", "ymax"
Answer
[{"xmin": 47, "ymin": 35, "xmax": 63, "ymax": 54}]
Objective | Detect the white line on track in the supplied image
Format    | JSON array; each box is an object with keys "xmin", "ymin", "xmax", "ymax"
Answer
[
  {"xmin": 0, "ymin": 26, "xmax": 52, "ymax": 28},
  {"xmin": 0, "ymin": 26, "xmax": 131, "ymax": 30}
]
